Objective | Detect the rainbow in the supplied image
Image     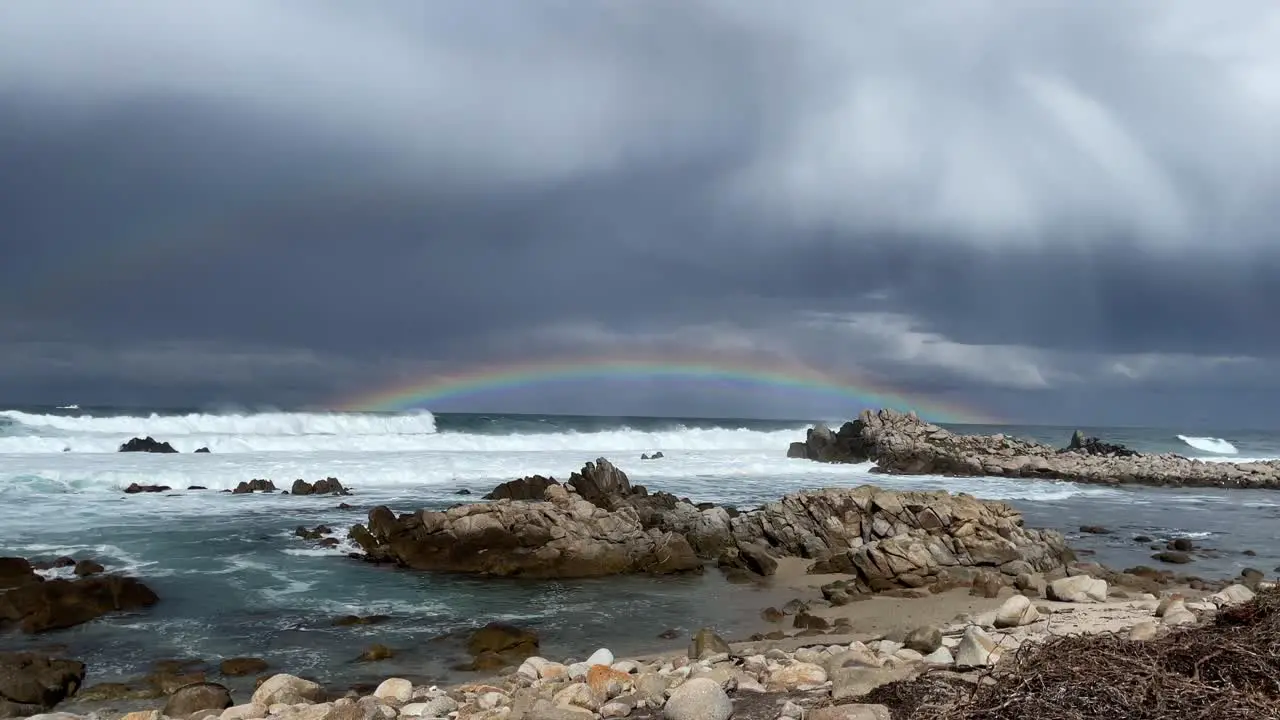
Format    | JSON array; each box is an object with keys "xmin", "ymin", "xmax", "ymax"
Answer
[{"xmin": 334, "ymin": 357, "xmax": 994, "ymax": 424}]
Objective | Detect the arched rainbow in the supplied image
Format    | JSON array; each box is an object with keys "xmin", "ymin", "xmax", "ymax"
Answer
[{"xmin": 334, "ymin": 357, "xmax": 993, "ymax": 424}]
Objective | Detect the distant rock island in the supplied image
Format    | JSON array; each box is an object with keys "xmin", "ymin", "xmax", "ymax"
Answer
[{"xmin": 788, "ymin": 408, "xmax": 1280, "ymax": 489}]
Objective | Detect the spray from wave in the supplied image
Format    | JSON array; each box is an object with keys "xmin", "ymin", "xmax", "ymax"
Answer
[{"xmin": 1176, "ymin": 434, "xmax": 1238, "ymax": 455}]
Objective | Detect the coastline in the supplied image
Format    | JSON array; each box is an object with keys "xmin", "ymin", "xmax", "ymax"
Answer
[{"xmin": 7, "ymin": 409, "xmax": 1280, "ymax": 719}]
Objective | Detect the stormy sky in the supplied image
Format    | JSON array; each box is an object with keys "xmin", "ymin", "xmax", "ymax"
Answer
[{"xmin": 2, "ymin": 1, "xmax": 1279, "ymax": 426}]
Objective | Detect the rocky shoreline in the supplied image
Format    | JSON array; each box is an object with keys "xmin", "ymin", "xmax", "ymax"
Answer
[
  {"xmin": 5, "ymin": 455, "xmax": 1275, "ymax": 719},
  {"xmin": 790, "ymin": 408, "xmax": 1280, "ymax": 489}
]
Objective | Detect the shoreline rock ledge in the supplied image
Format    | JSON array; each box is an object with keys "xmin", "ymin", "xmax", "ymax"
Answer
[
  {"xmin": 788, "ymin": 408, "xmax": 1280, "ymax": 489},
  {"xmin": 346, "ymin": 459, "xmax": 1072, "ymax": 593}
]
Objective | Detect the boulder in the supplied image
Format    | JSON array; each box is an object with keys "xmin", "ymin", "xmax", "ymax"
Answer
[
  {"xmin": 0, "ymin": 652, "xmax": 85, "ymax": 718},
  {"xmin": 0, "ymin": 574, "xmax": 159, "ymax": 633},
  {"xmin": 663, "ymin": 678, "xmax": 730, "ymax": 720},
  {"xmin": 162, "ymin": 682, "xmax": 233, "ymax": 718},
  {"xmin": 250, "ymin": 674, "xmax": 325, "ymax": 706},
  {"xmin": 1047, "ymin": 576, "xmax": 1108, "ymax": 603},
  {"xmin": 792, "ymin": 408, "xmax": 1280, "ymax": 489},
  {"xmin": 994, "ymin": 594, "xmax": 1041, "ymax": 627},
  {"xmin": 118, "ymin": 437, "xmax": 178, "ymax": 453},
  {"xmin": 0, "ymin": 559, "xmax": 39, "ymax": 590}
]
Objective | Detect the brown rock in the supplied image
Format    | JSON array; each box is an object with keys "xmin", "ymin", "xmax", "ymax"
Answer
[
  {"xmin": 0, "ymin": 652, "xmax": 86, "ymax": 716},
  {"xmin": 0, "ymin": 575, "xmax": 159, "ymax": 633},
  {"xmin": 467, "ymin": 622, "xmax": 539, "ymax": 661},
  {"xmin": 162, "ymin": 682, "xmax": 233, "ymax": 718},
  {"xmin": 218, "ymin": 658, "xmax": 268, "ymax": 677},
  {"xmin": 72, "ymin": 560, "xmax": 104, "ymax": 577}
]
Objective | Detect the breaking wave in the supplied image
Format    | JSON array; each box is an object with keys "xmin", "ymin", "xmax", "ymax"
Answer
[{"xmin": 1176, "ymin": 434, "xmax": 1239, "ymax": 456}]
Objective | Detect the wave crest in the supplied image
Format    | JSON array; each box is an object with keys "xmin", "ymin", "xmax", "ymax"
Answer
[{"xmin": 1176, "ymin": 434, "xmax": 1238, "ymax": 455}]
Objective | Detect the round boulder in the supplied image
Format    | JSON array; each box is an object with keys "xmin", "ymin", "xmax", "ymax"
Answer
[{"xmin": 162, "ymin": 682, "xmax": 233, "ymax": 718}]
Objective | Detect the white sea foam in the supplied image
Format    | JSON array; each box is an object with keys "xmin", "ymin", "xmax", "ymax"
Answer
[
  {"xmin": 0, "ymin": 409, "xmax": 803, "ymax": 454},
  {"xmin": 1176, "ymin": 434, "xmax": 1239, "ymax": 455}
]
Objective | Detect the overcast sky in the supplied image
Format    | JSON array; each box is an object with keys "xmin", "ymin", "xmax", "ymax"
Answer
[{"xmin": 1, "ymin": 1, "xmax": 1278, "ymax": 426}]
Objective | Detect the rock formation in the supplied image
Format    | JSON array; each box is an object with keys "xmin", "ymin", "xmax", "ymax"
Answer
[
  {"xmin": 290, "ymin": 477, "xmax": 349, "ymax": 496},
  {"xmin": 347, "ymin": 459, "xmax": 1072, "ymax": 591},
  {"xmin": 118, "ymin": 437, "xmax": 178, "ymax": 453},
  {"xmin": 730, "ymin": 486, "xmax": 1071, "ymax": 595},
  {"xmin": 0, "ymin": 558, "xmax": 160, "ymax": 633},
  {"xmin": 790, "ymin": 408, "xmax": 1280, "ymax": 489},
  {"xmin": 0, "ymin": 651, "xmax": 86, "ymax": 718},
  {"xmin": 348, "ymin": 462, "xmax": 704, "ymax": 579}
]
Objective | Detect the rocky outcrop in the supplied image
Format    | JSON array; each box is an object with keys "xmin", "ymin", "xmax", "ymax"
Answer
[
  {"xmin": 349, "ymin": 459, "xmax": 1071, "ymax": 590},
  {"xmin": 232, "ymin": 479, "xmax": 276, "ymax": 494},
  {"xmin": 118, "ymin": 436, "xmax": 178, "ymax": 453},
  {"xmin": 731, "ymin": 486, "xmax": 1071, "ymax": 595},
  {"xmin": 348, "ymin": 471, "xmax": 703, "ymax": 579},
  {"xmin": 792, "ymin": 408, "xmax": 1280, "ymax": 489},
  {"xmin": 290, "ymin": 477, "xmax": 349, "ymax": 496},
  {"xmin": 0, "ymin": 652, "xmax": 85, "ymax": 718},
  {"xmin": 0, "ymin": 560, "xmax": 160, "ymax": 633}
]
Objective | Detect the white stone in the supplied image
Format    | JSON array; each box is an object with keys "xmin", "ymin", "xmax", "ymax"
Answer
[
  {"xmin": 568, "ymin": 662, "xmax": 591, "ymax": 680},
  {"xmin": 478, "ymin": 692, "xmax": 507, "ymax": 710},
  {"xmin": 1048, "ymin": 576, "xmax": 1108, "ymax": 603},
  {"xmin": 1212, "ymin": 584, "xmax": 1256, "ymax": 607},
  {"xmin": 954, "ymin": 626, "xmax": 999, "ymax": 667},
  {"xmin": 1163, "ymin": 608, "xmax": 1198, "ymax": 627},
  {"xmin": 586, "ymin": 648, "xmax": 615, "ymax": 667},
  {"xmin": 1128, "ymin": 621, "xmax": 1159, "ymax": 641},
  {"xmin": 663, "ymin": 678, "xmax": 732, "ymax": 720},
  {"xmin": 252, "ymin": 674, "xmax": 327, "ymax": 706},
  {"xmin": 219, "ymin": 703, "xmax": 267, "ymax": 720},
  {"xmin": 923, "ymin": 647, "xmax": 954, "ymax": 666},
  {"xmin": 399, "ymin": 696, "xmax": 457, "ymax": 718},
  {"xmin": 767, "ymin": 662, "xmax": 828, "ymax": 690},
  {"xmin": 994, "ymin": 594, "xmax": 1041, "ymax": 628},
  {"xmin": 374, "ymin": 678, "xmax": 413, "ymax": 704},
  {"xmin": 611, "ymin": 660, "xmax": 640, "ymax": 674}
]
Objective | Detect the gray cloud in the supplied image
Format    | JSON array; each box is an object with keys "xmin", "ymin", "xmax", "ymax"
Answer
[{"xmin": 1, "ymin": 1, "xmax": 1278, "ymax": 424}]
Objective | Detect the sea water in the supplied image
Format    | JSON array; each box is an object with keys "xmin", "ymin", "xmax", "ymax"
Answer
[{"xmin": 1, "ymin": 407, "xmax": 1278, "ymax": 691}]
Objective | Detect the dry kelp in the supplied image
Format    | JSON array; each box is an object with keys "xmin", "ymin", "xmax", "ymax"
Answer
[{"xmin": 928, "ymin": 588, "xmax": 1280, "ymax": 720}]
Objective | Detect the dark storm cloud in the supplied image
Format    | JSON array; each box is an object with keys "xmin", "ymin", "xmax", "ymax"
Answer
[{"xmin": 1, "ymin": 0, "xmax": 1278, "ymax": 420}]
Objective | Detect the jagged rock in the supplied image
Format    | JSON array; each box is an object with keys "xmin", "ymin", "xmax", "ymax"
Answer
[
  {"xmin": 689, "ymin": 628, "xmax": 730, "ymax": 660},
  {"xmin": 290, "ymin": 478, "xmax": 348, "ymax": 496},
  {"xmin": 124, "ymin": 483, "xmax": 171, "ymax": 494},
  {"xmin": 350, "ymin": 460, "xmax": 703, "ymax": 579},
  {"xmin": 729, "ymin": 486, "xmax": 1071, "ymax": 592},
  {"xmin": 792, "ymin": 408, "xmax": 1280, "ymax": 489},
  {"xmin": 485, "ymin": 475, "xmax": 560, "ymax": 501},
  {"xmin": 232, "ymin": 479, "xmax": 275, "ymax": 495},
  {"xmin": 118, "ymin": 437, "xmax": 178, "ymax": 453},
  {"xmin": 1064, "ymin": 430, "xmax": 1138, "ymax": 457},
  {"xmin": 193, "ymin": 447, "xmax": 211, "ymax": 454}
]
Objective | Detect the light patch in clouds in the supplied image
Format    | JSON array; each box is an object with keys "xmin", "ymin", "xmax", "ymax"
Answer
[{"xmin": 801, "ymin": 311, "xmax": 1057, "ymax": 389}]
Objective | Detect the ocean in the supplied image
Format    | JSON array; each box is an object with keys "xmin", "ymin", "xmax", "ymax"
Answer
[{"xmin": 2, "ymin": 406, "xmax": 1279, "ymax": 695}]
